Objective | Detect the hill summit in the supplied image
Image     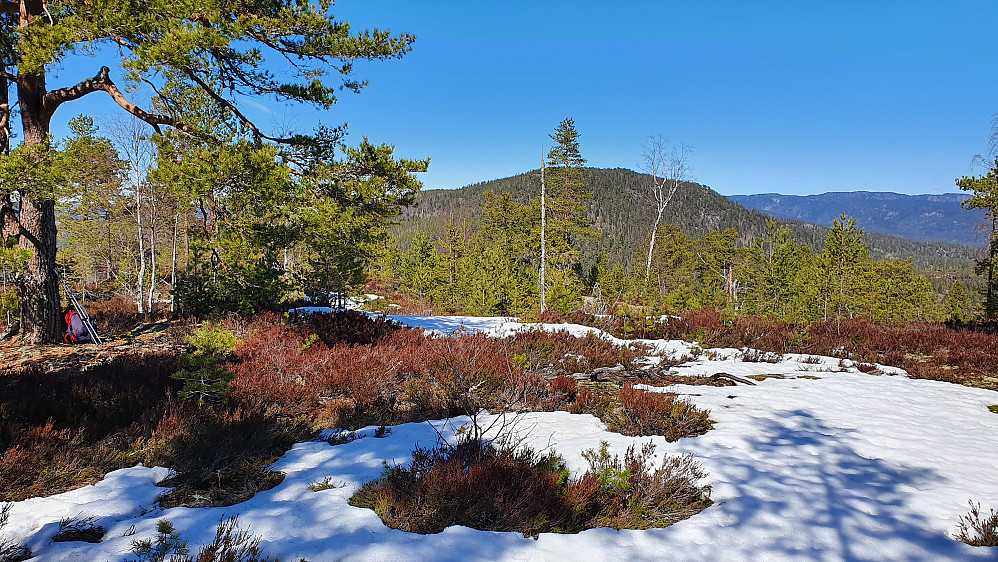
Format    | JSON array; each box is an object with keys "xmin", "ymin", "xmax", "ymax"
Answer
[{"xmin": 397, "ymin": 168, "xmax": 978, "ymax": 269}]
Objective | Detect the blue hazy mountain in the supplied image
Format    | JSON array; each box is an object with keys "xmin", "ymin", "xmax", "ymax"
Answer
[{"xmin": 728, "ymin": 192, "xmax": 988, "ymax": 247}]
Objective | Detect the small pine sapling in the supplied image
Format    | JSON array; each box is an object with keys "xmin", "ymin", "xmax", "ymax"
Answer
[
  {"xmin": 171, "ymin": 323, "xmax": 239, "ymax": 404},
  {"xmin": 128, "ymin": 519, "xmax": 189, "ymax": 562}
]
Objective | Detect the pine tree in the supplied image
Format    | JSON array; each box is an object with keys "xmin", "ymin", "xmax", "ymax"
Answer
[
  {"xmin": 403, "ymin": 232, "xmax": 441, "ymax": 306},
  {"xmin": 438, "ymin": 217, "xmax": 468, "ymax": 311},
  {"xmin": 744, "ymin": 220, "xmax": 820, "ymax": 322},
  {"xmin": 957, "ymin": 156, "xmax": 998, "ymax": 318},
  {"xmin": 868, "ymin": 258, "xmax": 938, "ymax": 322},
  {"xmin": 0, "ymin": 1, "xmax": 417, "ymax": 342},
  {"xmin": 820, "ymin": 215, "xmax": 871, "ymax": 328}
]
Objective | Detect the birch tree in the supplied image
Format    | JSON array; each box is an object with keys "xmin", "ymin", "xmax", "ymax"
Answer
[{"xmin": 641, "ymin": 136, "xmax": 693, "ymax": 285}]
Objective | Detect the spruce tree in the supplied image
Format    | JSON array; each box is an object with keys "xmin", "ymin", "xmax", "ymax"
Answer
[
  {"xmin": 539, "ymin": 118, "xmax": 595, "ymax": 312},
  {"xmin": 945, "ymin": 280, "xmax": 973, "ymax": 323}
]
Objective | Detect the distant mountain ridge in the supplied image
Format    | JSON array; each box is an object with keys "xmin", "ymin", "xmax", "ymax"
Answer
[
  {"xmin": 397, "ymin": 168, "xmax": 979, "ymax": 272},
  {"xmin": 728, "ymin": 191, "xmax": 987, "ymax": 247}
]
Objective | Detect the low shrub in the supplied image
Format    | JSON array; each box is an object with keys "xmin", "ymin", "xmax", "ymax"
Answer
[
  {"xmin": 608, "ymin": 384, "xmax": 712, "ymax": 441},
  {"xmin": 506, "ymin": 330, "xmax": 640, "ymax": 375},
  {"xmin": 349, "ymin": 434, "xmax": 712, "ymax": 535},
  {"xmin": 290, "ymin": 309, "xmax": 402, "ymax": 347},
  {"xmin": 52, "ymin": 515, "xmax": 105, "ymax": 543},
  {"xmin": 570, "ymin": 387, "xmax": 615, "ymax": 417},
  {"xmin": 548, "ymin": 375, "xmax": 578, "ymax": 404},
  {"xmin": 580, "ymin": 440, "xmax": 713, "ymax": 529},
  {"xmin": 228, "ymin": 319, "xmax": 527, "ymax": 429},
  {"xmin": 955, "ymin": 501, "xmax": 998, "ymax": 547},
  {"xmin": 145, "ymin": 402, "xmax": 302, "ymax": 508},
  {"xmin": 171, "ymin": 322, "xmax": 239, "ymax": 405},
  {"xmin": 350, "ymin": 435, "xmax": 575, "ymax": 535},
  {"xmin": 179, "ymin": 516, "xmax": 280, "ymax": 562}
]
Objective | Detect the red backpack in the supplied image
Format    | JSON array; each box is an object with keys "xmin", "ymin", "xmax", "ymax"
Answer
[{"xmin": 64, "ymin": 310, "xmax": 87, "ymax": 343}]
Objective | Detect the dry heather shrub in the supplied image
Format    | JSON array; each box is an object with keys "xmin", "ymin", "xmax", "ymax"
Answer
[
  {"xmin": 955, "ymin": 501, "xmax": 998, "ymax": 547},
  {"xmin": 611, "ymin": 384, "xmax": 712, "ymax": 441},
  {"xmin": 349, "ymin": 435, "xmax": 712, "ymax": 535},
  {"xmin": 580, "ymin": 440, "xmax": 713, "ymax": 530},
  {"xmin": 144, "ymin": 402, "xmax": 302, "ymax": 508},
  {"xmin": 0, "ymin": 351, "xmax": 181, "ymax": 501},
  {"xmin": 571, "ymin": 389, "xmax": 615, "ymax": 418},
  {"xmin": 506, "ymin": 330, "xmax": 639, "ymax": 374},
  {"xmin": 350, "ymin": 436, "xmax": 575, "ymax": 535},
  {"xmin": 182, "ymin": 516, "xmax": 278, "ymax": 562},
  {"xmin": 228, "ymin": 316, "xmax": 528, "ymax": 428},
  {"xmin": 549, "ymin": 375, "xmax": 578, "ymax": 403},
  {"xmin": 291, "ymin": 309, "xmax": 402, "ymax": 347}
]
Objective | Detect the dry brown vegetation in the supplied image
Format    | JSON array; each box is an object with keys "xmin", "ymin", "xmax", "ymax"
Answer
[
  {"xmin": 540, "ymin": 309, "xmax": 998, "ymax": 390},
  {"xmin": 348, "ymin": 435, "xmax": 712, "ymax": 535},
  {"xmin": 0, "ymin": 311, "xmax": 709, "ymax": 506},
  {"xmin": 7, "ymin": 306, "xmax": 993, "ymax": 538},
  {"xmin": 955, "ymin": 501, "xmax": 998, "ymax": 547}
]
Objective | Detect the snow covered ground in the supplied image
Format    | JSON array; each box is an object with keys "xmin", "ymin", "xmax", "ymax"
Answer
[{"xmin": 4, "ymin": 315, "xmax": 998, "ymax": 561}]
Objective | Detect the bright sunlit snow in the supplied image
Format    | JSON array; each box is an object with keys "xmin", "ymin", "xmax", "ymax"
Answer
[{"xmin": 4, "ymin": 315, "xmax": 998, "ymax": 561}]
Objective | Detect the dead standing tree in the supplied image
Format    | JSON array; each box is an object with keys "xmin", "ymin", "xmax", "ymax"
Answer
[{"xmin": 641, "ymin": 136, "xmax": 693, "ymax": 285}]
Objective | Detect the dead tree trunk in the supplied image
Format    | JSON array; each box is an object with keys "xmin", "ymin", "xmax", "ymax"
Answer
[{"xmin": 540, "ymin": 152, "xmax": 547, "ymax": 314}]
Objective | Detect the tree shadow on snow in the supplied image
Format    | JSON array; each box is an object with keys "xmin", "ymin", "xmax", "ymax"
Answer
[{"xmin": 710, "ymin": 409, "xmax": 984, "ymax": 561}]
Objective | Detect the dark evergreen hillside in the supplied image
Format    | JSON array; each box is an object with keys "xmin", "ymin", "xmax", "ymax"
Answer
[
  {"xmin": 396, "ymin": 168, "xmax": 979, "ymax": 270},
  {"xmin": 730, "ymin": 192, "xmax": 987, "ymax": 247}
]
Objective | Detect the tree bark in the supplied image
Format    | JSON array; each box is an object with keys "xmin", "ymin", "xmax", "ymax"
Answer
[
  {"xmin": 15, "ymin": 66, "xmax": 64, "ymax": 342},
  {"xmin": 17, "ymin": 195, "xmax": 60, "ymax": 342},
  {"xmin": 539, "ymin": 153, "xmax": 546, "ymax": 314},
  {"xmin": 645, "ymin": 209, "xmax": 663, "ymax": 283},
  {"xmin": 147, "ymin": 189, "xmax": 157, "ymax": 315}
]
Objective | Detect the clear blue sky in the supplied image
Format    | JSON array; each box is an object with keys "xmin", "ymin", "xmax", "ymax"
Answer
[{"xmin": 47, "ymin": 1, "xmax": 998, "ymax": 195}]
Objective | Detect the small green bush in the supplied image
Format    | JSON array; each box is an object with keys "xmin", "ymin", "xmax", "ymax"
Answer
[
  {"xmin": 172, "ymin": 323, "xmax": 239, "ymax": 405},
  {"xmin": 0, "ymin": 287, "xmax": 18, "ymax": 323},
  {"xmin": 308, "ymin": 476, "xmax": 343, "ymax": 492},
  {"xmin": 127, "ymin": 516, "xmax": 283, "ymax": 562}
]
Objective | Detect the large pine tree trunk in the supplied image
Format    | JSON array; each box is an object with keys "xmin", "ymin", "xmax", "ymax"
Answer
[
  {"xmin": 17, "ymin": 196, "xmax": 61, "ymax": 342},
  {"xmin": 15, "ymin": 72, "xmax": 63, "ymax": 343}
]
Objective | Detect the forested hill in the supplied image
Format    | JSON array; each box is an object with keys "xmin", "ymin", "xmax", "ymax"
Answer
[
  {"xmin": 396, "ymin": 168, "xmax": 979, "ymax": 270},
  {"xmin": 729, "ymin": 192, "xmax": 987, "ymax": 247}
]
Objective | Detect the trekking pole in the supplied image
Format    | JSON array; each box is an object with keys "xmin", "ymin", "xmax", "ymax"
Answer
[{"xmin": 56, "ymin": 268, "xmax": 103, "ymax": 345}]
